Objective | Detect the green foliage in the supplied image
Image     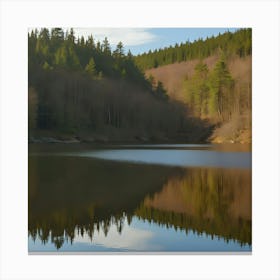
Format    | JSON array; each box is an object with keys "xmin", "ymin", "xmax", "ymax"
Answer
[
  {"xmin": 183, "ymin": 62, "xmax": 210, "ymax": 117},
  {"xmin": 67, "ymin": 28, "xmax": 75, "ymax": 43},
  {"xmin": 42, "ymin": 61, "xmax": 52, "ymax": 70},
  {"xmin": 85, "ymin": 57, "xmax": 97, "ymax": 75},
  {"xmin": 28, "ymin": 29, "xmax": 209, "ymax": 140},
  {"xmin": 134, "ymin": 29, "xmax": 252, "ymax": 70},
  {"xmin": 51, "ymin": 28, "xmax": 64, "ymax": 41},
  {"xmin": 29, "ymin": 68, "xmax": 187, "ymax": 136},
  {"xmin": 28, "ymin": 29, "xmax": 152, "ymax": 92},
  {"xmin": 28, "ymin": 28, "xmax": 250, "ymax": 141},
  {"xmin": 113, "ymin": 41, "xmax": 124, "ymax": 58},
  {"xmin": 102, "ymin": 37, "xmax": 111, "ymax": 55},
  {"xmin": 67, "ymin": 45, "xmax": 81, "ymax": 70},
  {"xmin": 54, "ymin": 46, "xmax": 67, "ymax": 66},
  {"xmin": 208, "ymin": 56, "xmax": 234, "ymax": 120},
  {"xmin": 184, "ymin": 57, "xmax": 235, "ymax": 122}
]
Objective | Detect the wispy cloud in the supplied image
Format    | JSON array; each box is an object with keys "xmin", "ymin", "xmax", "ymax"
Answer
[
  {"xmin": 72, "ymin": 28, "xmax": 157, "ymax": 47},
  {"xmin": 73, "ymin": 218, "xmax": 156, "ymax": 250}
]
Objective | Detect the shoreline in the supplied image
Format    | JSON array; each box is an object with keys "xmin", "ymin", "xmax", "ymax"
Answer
[{"xmin": 28, "ymin": 135, "xmax": 251, "ymax": 145}]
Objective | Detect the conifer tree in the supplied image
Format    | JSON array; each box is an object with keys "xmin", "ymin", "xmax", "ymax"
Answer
[
  {"xmin": 85, "ymin": 57, "xmax": 97, "ymax": 75},
  {"xmin": 208, "ymin": 56, "xmax": 234, "ymax": 120},
  {"xmin": 51, "ymin": 28, "xmax": 64, "ymax": 41},
  {"xmin": 54, "ymin": 45, "xmax": 67, "ymax": 67},
  {"xmin": 102, "ymin": 37, "xmax": 111, "ymax": 55},
  {"xmin": 113, "ymin": 42, "xmax": 124, "ymax": 58},
  {"xmin": 67, "ymin": 28, "xmax": 75, "ymax": 43}
]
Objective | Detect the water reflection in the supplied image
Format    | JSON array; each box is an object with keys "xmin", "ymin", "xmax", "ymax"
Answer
[
  {"xmin": 135, "ymin": 168, "xmax": 251, "ymax": 246},
  {"xmin": 28, "ymin": 154, "xmax": 251, "ymax": 252}
]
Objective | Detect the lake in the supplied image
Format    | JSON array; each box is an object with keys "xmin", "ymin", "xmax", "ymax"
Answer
[{"xmin": 28, "ymin": 144, "xmax": 252, "ymax": 253}]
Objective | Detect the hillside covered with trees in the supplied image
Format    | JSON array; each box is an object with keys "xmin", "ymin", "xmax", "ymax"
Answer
[
  {"xmin": 28, "ymin": 28, "xmax": 211, "ymax": 143},
  {"xmin": 142, "ymin": 29, "xmax": 252, "ymax": 143},
  {"xmin": 134, "ymin": 29, "xmax": 251, "ymax": 70},
  {"xmin": 28, "ymin": 28, "xmax": 251, "ymax": 143}
]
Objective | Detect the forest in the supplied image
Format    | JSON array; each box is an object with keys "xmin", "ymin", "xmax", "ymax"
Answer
[
  {"xmin": 143, "ymin": 29, "xmax": 252, "ymax": 143},
  {"xmin": 28, "ymin": 28, "xmax": 251, "ymax": 143},
  {"xmin": 28, "ymin": 28, "xmax": 210, "ymax": 143},
  {"xmin": 134, "ymin": 29, "xmax": 251, "ymax": 70}
]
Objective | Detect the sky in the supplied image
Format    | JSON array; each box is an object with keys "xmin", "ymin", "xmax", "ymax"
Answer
[{"xmin": 71, "ymin": 28, "xmax": 238, "ymax": 55}]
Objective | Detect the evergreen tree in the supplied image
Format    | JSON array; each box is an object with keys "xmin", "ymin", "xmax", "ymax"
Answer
[
  {"xmin": 51, "ymin": 28, "xmax": 64, "ymax": 41},
  {"xmin": 67, "ymin": 45, "xmax": 81, "ymax": 70},
  {"xmin": 39, "ymin": 28, "xmax": 50, "ymax": 42},
  {"xmin": 102, "ymin": 37, "xmax": 111, "ymax": 55},
  {"xmin": 54, "ymin": 45, "xmax": 67, "ymax": 67},
  {"xmin": 127, "ymin": 50, "xmax": 133, "ymax": 59},
  {"xmin": 113, "ymin": 41, "xmax": 124, "ymax": 58},
  {"xmin": 85, "ymin": 57, "xmax": 97, "ymax": 75},
  {"xmin": 208, "ymin": 56, "xmax": 234, "ymax": 120},
  {"xmin": 67, "ymin": 28, "xmax": 75, "ymax": 43},
  {"xmin": 96, "ymin": 41, "xmax": 101, "ymax": 52},
  {"xmin": 80, "ymin": 36, "xmax": 85, "ymax": 46},
  {"xmin": 190, "ymin": 62, "xmax": 209, "ymax": 116},
  {"xmin": 87, "ymin": 35, "xmax": 94, "ymax": 48},
  {"xmin": 134, "ymin": 28, "xmax": 252, "ymax": 70}
]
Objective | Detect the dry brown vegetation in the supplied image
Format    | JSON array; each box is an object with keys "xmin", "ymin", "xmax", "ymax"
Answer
[
  {"xmin": 145, "ymin": 55, "xmax": 252, "ymax": 143},
  {"xmin": 136, "ymin": 167, "xmax": 251, "ymax": 245},
  {"xmin": 142, "ymin": 168, "xmax": 251, "ymax": 220},
  {"xmin": 146, "ymin": 55, "xmax": 251, "ymax": 103},
  {"xmin": 145, "ymin": 55, "xmax": 219, "ymax": 103}
]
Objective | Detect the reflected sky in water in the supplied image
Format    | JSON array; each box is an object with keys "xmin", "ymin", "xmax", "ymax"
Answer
[
  {"xmin": 68, "ymin": 149, "xmax": 251, "ymax": 169},
  {"xmin": 118, "ymin": 144, "xmax": 213, "ymax": 148},
  {"xmin": 29, "ymin": 217, "xmax": 251, "ymax": 252},
  {"xmin": 28, "ymin": 144, "xmax": 252, "ymax": 252}
]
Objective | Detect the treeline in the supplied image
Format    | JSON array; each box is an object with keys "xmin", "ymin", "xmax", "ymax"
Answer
[
  {"xmin": 29, "ymin": 28, "xmax": 209, "ymax": 141},
  {"xmin": 29, "ymin": 214, "xmax": 131, "ymax": 249},
  {"xmin": 135, "ymin": 206, "xmax": 251, "ymax": 247},
  {"xmin": 134, "ymin": 28, "xmax": 252, "ymax": 70},
  {"xmin": 29, "ymin": 28, "xmax": 154, "ymax": 90}
]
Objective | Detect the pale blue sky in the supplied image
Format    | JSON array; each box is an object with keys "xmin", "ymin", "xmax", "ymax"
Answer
[{"xmin": 72, "ymin": 28, "xmax": 238, "ymax": 55}]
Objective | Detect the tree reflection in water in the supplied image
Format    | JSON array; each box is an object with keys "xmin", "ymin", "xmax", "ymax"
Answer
[{"xmin": 28, "ymin": 156, "xmax": 251, "ymax": 250}]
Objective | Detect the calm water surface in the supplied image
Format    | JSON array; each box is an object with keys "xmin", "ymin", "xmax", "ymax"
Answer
[{"xmin": 28, "ymin": 144, "xmax": 251, "ymax": 252}]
